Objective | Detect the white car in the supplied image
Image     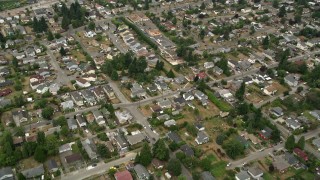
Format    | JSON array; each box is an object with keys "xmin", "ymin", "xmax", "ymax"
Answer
[{"xmin": 227, "ymin": 163, "xmax": 231, "ymax": 167}]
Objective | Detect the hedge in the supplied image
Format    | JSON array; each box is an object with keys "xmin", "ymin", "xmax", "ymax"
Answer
[{"xmin": 205, "ymin": 90, "xmax": 232, "ymax": 112}]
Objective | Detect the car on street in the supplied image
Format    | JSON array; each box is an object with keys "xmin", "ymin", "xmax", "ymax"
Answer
[{"xmin": 227, "ymin": 163, "xmax": 232, "ymax": 167}]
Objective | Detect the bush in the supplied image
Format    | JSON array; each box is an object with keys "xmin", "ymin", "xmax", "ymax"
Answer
[{"xmin": 206, "ymin": 90, "xmax": 231, "ymax": 112}]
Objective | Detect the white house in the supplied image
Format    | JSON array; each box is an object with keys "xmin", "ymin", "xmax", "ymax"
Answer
[{"xmin": 75, "ymin": 78, "xmax": 91, "ymax": 88}]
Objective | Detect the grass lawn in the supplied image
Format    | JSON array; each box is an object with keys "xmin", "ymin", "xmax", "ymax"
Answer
[
  {"xmin": 72, "ymin": 144, "xmax": 80, "ymax": 153},
  {"xmin": 263, "ymin": 172, "xmax": 274, "ymax": 180},
  {"xmin": 206, "ymin": 154, "xmax": 217, "ymax": 162},
  {"xmin": 210, "ymin": 161, "xmax": 227, "ymax": 178}
]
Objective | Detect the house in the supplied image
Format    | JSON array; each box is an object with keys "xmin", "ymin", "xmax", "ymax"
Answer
[
  {"xmin": 218, "ymin": 89, "xmax": 233, "ymax": 100},
  {"xmin": 65, "ymin": 153, "xmax": 82, "ymax": 165},
  {"xmin": 76, "ymin": 114, "xmax": 87, "ymax": 127},
  {"xmin": 284, "ymin": 152, "xmax": 299, "ymax": 166},
  {"xmin": 158, "ymin": 99, "xmax": 172, "ymax": 109},
  {"xmin": 61, "ymin": 100, "xmax": 74, "ymax": 110},
  {"xmin": 204, "ymin": 62, "xmax": 214, "ymax": 69},
  {"xmin": 310, "ymin": 110, "xmax": 320, "ymax": 120},
  {"xmin": 59, "ymin": 143, "xmax": 72, "ymax": 153},
  {"xmin": 81, "ymin": 89, "xmax": 97, "ymax": 106},
  {"xmin": 114, "ymin": 170, "xmax": 133, "ymax": 180},
  {"xmin": 312, "ymin": 138, "xmax": 320, "ymax": 151},
  {"xmin": 67, "ymin": 118, "xmax": 78, "ymax": 130},
  {"xmin": 21, "ymin": 165, "xmax": 44, "ymax": 179},
  {"xmin": 102, "ymin": 84, "xmax": 115, "ymax": 99},
  {"xmin": 157, "ymin": 114, "xmax": 170, "ymax": 121},
  {"xmin": 0, "ymin": 167, "xmax": 13, "ymax": 180},
  {"xmin": 259, "ymin": 127, "xmax": 273, "ymax": 140},
  {"xmin": 173, "ymin": 97, "xmax": 186, "ymax": 107},
  {"xmin": 180, "ymin": 144, "xmax": 194, "ymax": 156},
  {"xmin": 82, "ymin": 138, "xmax": 98, "ymax": 160},
  {"xmin": 150, "ymin": 104, "xmax": 163, "ymax": 114},
  {"xmin": 130, "ymin": 83, "xmax": 146, "ymax": 98},
  {"xmin": 201, "ymin": 171, "xmax": 215, "ymax": 180},
  {"xmin": 271, "ymin": 107, "xmax": 284, "ymax": 117},
  {"xmin": 152, "ymin": 159, "xmax": 165, "ymax": 169},
  {"xmin": 155, "ymin": 81, "xmax": 168, "ymax": 91},
  {"xmin": 194, "ymin": 90, "xmax": 208, "ymax": 101},
  {"xmin": 134, "ymin": 164, "xmax": 150, "ymax": 180},
  {"xmin": 286, "ymin": 118, "xmax": 301, "ymax": 130},
  {"xmin": 273, "ymin": 157, "xmax": 290, "ymax": 173},
  {"xmin": 92, "ymin": 86, "xmax": 105, "ymax": 100},
  {"xmin": 183, "ymin": 92, "xmax": 194, "ymax": 101},
  {"xmin": 114, "ymin": 134, "xmax": 129, "ymax": 151},
  {"xmin": 235, "ymin": 171, "xmax": 250, "ymax": 180},
  {"xmin": 164, "ymin": 120, "xmax": 176, "ymax": 127},
  {"xmin": 284, "ymin": 74, "xmax": 299, "ymax": 87},
  {"xmin": 195, "ymin": 131, "xmax": 209, "ymax": 145},
  {"xmin": 247, "ymin": 166, "xmax": 263, "ymax": 179},
  {"xmin": 70, "ymin": 92, "xmax": 84, "ymax": 106},
  {"xmin": 126, "ymin": 133, "xmax": 145, "ymax": 146},
  {"xmin": 92, "ymin": 110, "xmax": 105, "ymax": 125},
  {"xmin": 75, "ymin": 78, "xmax": 91, "ymax": 88},
  {"xmin": 0, "ymin": 88, "xmax": 12, "ymax": 97},
  {"xmin": 293, "ymin": 148, "xmax": 308, "ymax": 161},
  {"xmin": 167, "ymin": 131, "xmax": 182, "ymax": 143},
  {"xmin": 46, "ymin": 159, "xmax": 58, "ymax": 173},
  {"xmin": 236, "ymin": 135, "xmax": 249, "ymax": 148},
  {"xmin": 115, "ymin": 110, "xmax": 133, "ymax": 124},
  {"xmin": 12, "ymin": 109, "xmax": 28, "ymax": 125},
  {"xmin": 263, "ymin": 84, "xmax": 278, "ymax": 96}
]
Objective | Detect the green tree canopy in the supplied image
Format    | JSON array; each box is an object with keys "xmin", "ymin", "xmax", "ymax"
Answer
[
  {"xmin": 34, "ymin": 146, "xmax": 47, "ymax": 163},
  {"xmin": 135, "ymin": 143, "xmax": 152, "ymax": 166},
  {"xmin": 152, "ymin": 139, "xmax": 169, "ymax": 161},
  {"xmin": 167, "ymin": 159, "xmax": 182, "ymax": 176},
  {"xmin": 285, "ymin": 135, "xmax": 295, "ymax": 151},
  {"xmin": 296, "ymin": 136, "xmax": 305, "ymax": 150},
  {"xmin": 41, "ymin": 106, "xmax": 54, "ymax": 119}
]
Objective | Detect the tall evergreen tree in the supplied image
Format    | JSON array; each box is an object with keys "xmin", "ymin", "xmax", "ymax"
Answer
[
  {"xmin": 285, "ymin": 135, "xmax": 295, "ymax": 151},
  {"xmin": 135, "ymin": 143, "xmax": 152, "ymax": 166},
  {"xmin": 152, "ymin": 139, "xmax": 169, "ymax": 161},
  {"xmin": 235, "ymin": 82, "xmax": 246, "ymax": 101},
  {"xmin": 296, "ymin": 136, "xmax": 305, "ymax": 150}
]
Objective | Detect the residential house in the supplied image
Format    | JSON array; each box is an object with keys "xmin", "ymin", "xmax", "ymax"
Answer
[
  {"xmin": 259, "ymin": 127, "xmax": 273, "ymax": 140},
  {"xmin": 76, "ymin": 114, "xmax": 87, "ymax": 127},
  {"xmin": 150, "ymin": 105, "xmax": 163, "ymax": 114},
  {"xmin": 183, "ymin": 92, "xmax": 194, "ymax": 101},
  {"xmin": 158, "ymin": 99, "xmax": 172, "ymax": 109},
  {"xmin": 270, "ymin": 107, "xmax": 284, "ymax": 117},
  {"xmin": 102, "ymin": 84, "xmax": 115, "ymax": 99},
  {"xmin": 114, "ymin": 134, "xmax": 129, "ymax": 151},
  {"xmin": 76, "ymin": 78, "xmax": 91, "ymax": 88},
  {"xmin": 152, "ymin": 158, "xmax": 165, "ymax": 169},
  {"xmin": 65, "ymin": 153, "xmax": 82, "ymax": 165},
  {"xmin": 12, "ymin": 109, "xmax": 28, "ymax": 125},
  {"xmin": 0, "ymin": 167, "xmax": 13, "ymax": 180},
  {"xmin": 155, "ymin": 81, "xmax": 168, "ymax": 91},
  {"xmin": 61, "ymin": 100, "xmax": 74, "ymax": 111},
  {"xmin": 114, "ymin": 170, "xmax": 133, "ymax": 180},
  {"xmin": 70, "ymin": 91, "xmax": 84, "ymax": 106},
  {"xmin": 195, "ymin": 131, "xmax": 209, "ymax": 145},
  {"xmin": 134, "ymin": 164, "xmax": 150, "ymax": 180},
  {"xmin": 236, "ymin": 135, "xmax": 249, "ymax": 148},
  {"xmin": 310, "ymin": 110, "xmax": 320, "ymax": 121},
  {"xmin": 180, "ymin": 144, "xmax": 194, "ymax": 156},
  {"xmin": 67, "ymin": 118, "xmax": 78, "ymax": 130},
  {"xmin": 284, "ymin": 74, "xmax": 299, "ymax": 87},
  {"xmin": 201, "ymin": 171, "xmax": 215, "ymax": 180},
  {"xmin": 82, "ymin": 138, "xmax": 98, "ymax": 160},
  {"xmin": 59, "ymin": 143, "xmax": 72, "ymax": 154},
  {"xmin": 81, "ymin": 89, "xmax": 97, "ymax": 106},
  {"xmin": 312, "ymin": 138, "xmax": 320, "ymax": 151},
  {"xmin": 164, "ymin": 119, "xmax": 176, "ymax": 127},
  {"xmin": 263, "ymin": 84, "xmax": 278, "ymax": 96},
  {"xmin": 204, "ymin": 62, "xmax": 214, "ymax": 69},
  {"xmin": 273, "ymin": 157, "xmax": 290, "ymax": 173},
  {"xmin": 235, "ymin": 171, "xmax": 250, "ymax": 180},
  {"xmin": 130, "ymin": 83, "xmax": 146, "ymax": 98},
  {"xmin": 218, "ymin": 89, "xmax": 233, "ymax": 101},
  {"xmin": 247, "ymin": 166, "xmax": 263, "ymax": 179},
  {"xmin": 167, "ymin": 131, "xmax": 182, "ymax": 144},
  {"xmin": 284, "ymin": 152, "xmax": 299, "ymax": 166},
  {"xmin": 293, "ymin": 148, "xmax": 308, "ymax": 161},
  {"xmin": 115, "ymin": 110, "xmax": 133, "ymax": 124},
  {"xmin": 92, "ymin": 86, "xmax": 105, "ymax": 101},
  {"xmin": 173, "ymin": 97, "xmax": 186, "ymax": 107},
  {"xmin": 46, "ymin": 159, "xmax": 58, "ymax": 173},
  {"xmin": 286, "ymin": 118, "xmax": 301, "ymax": 130},
  {"xmin": 92, "ymin": 110, "xmax": 105, "ymax": 125},
  {"xmin": 21, "ymin": 165, "xmax": 44, "ymax": 179},
  {"xmin": 126, "ymin": 133, "xmax": 145, "ymax": 146}
]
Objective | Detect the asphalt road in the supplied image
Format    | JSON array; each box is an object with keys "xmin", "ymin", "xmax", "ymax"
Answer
[{"xmin": 61, "ymin": 152, "xmax": 136, "ymax": 180}]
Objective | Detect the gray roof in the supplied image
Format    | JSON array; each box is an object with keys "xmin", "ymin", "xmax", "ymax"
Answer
[
  {"xmin": 167, "ymin": 131, "xmax": 182, "ymax": 143},
  {"xmin": 67, "ymin": 118, "xmax": 77, "ymax": 129},
  {"xmin": 114, "ymin": 134, "xmax": 128, "ymax": 149},
  {"xmin": 134, "ymin": 164, "xmax": 150, "ymax": 180},
  {"xmin": 126, "ymin": 133, "xmax": 145, "ymax": 145},
  {"xmin": 180, "ymin": 144, "xmax": 194, "ymax": 156},
  {"xmin": 0, "ymin": 167, "xmax": 13, "ymax": 180},
  {"xmin": 201, "ymin": 171, "xmax": 215, "ymax": 180},
  {"xmin": 196, "ymin": 131, "xmax": 209, "ymax": 143},
  {"xmin": 247, "ymin": 166, "xmax": 263, "ymax": 177},
  {"xmin": 313, "ymin": 138, "xmax": 320, "ymax": 148},
  {"xmin": 82, "ymin": 138, "xmax": 97, "ymax": 159},
  {"xmin": 235, "ymin": 171, "xmax": 250, "ymax": 180},
  {"xmin": 46, "ymin": 159, "xmax": 58, "ymax": 171},
  {"xmin": 271, "ymin": 107, "xmax": 283, "ymax": 116},
  {"xmin": 284, "ymin": 152, "xmax": 299, "ymax": 165},
  {"xmin": 21, "ymin": 164, "xmax": 44, "ymax": 178}
]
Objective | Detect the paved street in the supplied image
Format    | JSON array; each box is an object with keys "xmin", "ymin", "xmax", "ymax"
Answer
[{"xmin": 61, "ymin": 152, "xmax": 136, "ymax": 180}]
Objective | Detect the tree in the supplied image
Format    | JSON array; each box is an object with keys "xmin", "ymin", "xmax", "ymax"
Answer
[
  {"xmin": 278, "ymin": 6, "xmax": 286, "ymax": 17},
  {"xmin": 60, "ymin": 125, "xmax": 69, "ymax": 137},
  {"xmin": 37, "ymin": 131, "xmax": 46, "ymax": 145},
  {"xmin": 32, "ymin": 17, "xmax": 39, "ymax": 33},
  {"xmin": 235, "ymin": 82, "xmax": 246, "ymax": 101},
  {"xmin": 296, "ymin": 136, "xmax": 305, "ymax": 150},
  {"xmin": 269, "ymin": 164, "xmax": 275, "ymax": 172},
  {"xmin": 262, "ymin": 36, "xmax": 270, "ymax": 49},
  {"xmin": 270, "ymin": 129, "xmax": 281, "ymax": 142},
  {"xmin": 167, "ymin": 159, "xmax": 182, "ymax": 176},
  {"xmin": 155, "ymin": 60, "xmax": 164, "ymax": 70},
  {"xmin": 135, "ymin": 143, "xmax": 152, "ymax": 166},
  {"xmin": 144, "ymin": 0, "xmax": 149, "ymax": 10},
  {"xmin": 216, "ymin": 134, "xmax": 227, "ymax": 145},
  {"xmin": 39, "ymin": 17, "xmax": 48, "ymax": 32},
  {"xmin": 41, "ymin": 106, "xmax": 54, "ymax": 119},
  {"xmin": 111, "ymin": 70, "xmax": 119, "ymax": 81},
  {"xmin": 17, "ymin": 173, "xmax": 26, "ymax": 180},
  {"xmin": 167, "ymin": 69, "xmax": 175, "ymax": 78},
  {"xmin": 152, "ymin": 139, "xmax": 169, "ymax": 161},
  {"xmin": 14, "ymin": 95, "xmax": 26, "ymax": 107},
  {"xmin": 34, "ymin": 146, "xmax": 47, "ymax": 162},
  {"xmin": 222, "ymin": 139, "xmax": 245, "ymax": 159},
  {"xmin": 0, "ymin": 32, "xmax": 5, "ymax": 43},
  {"xmin": 285, "ymin": 135, "xmax": 295, "ymax": 151},
  {"xmin": 272, "ymin": 0, "xmax": 279, "ymax": 8},
  {"xmin": 61, "ymin": 16, "xmax": 70, "ymax": 30},
  {"xmin": 47, "ymin": 30, "xmax": 54, "ymax": 41},
  {"xmin": 60, "ymin": 47, "xmax": 67, "ymax": 56},
  {"xmin": 45, "ymin": 135, "xmax": 59, "ymax": 156},
  {"xmin": 97, "ymin": 144, "xmax": 111, "ymax": 159},
  {"xmin": 200, "ymin": 2, "xmax": 206, "ymax": 10},
  {"xmin": 250, "ymin": 26, "xmax": 255, "ymax": 35},
  {"xmin": 88, "ymin": 21, "xmax": 96, "ymax": 30},
  {"xmin": 200, "ymin": 157, "xmax": 212, "ymax": 171}
]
